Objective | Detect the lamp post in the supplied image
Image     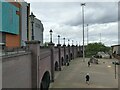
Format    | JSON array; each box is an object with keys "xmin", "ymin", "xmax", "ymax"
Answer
[
  {"xmin": 68, "ymin": 39, "xmax": 70, "ymax": 45},
  {"xmin": 50, "ymin": 29, "xmax": 53, "ymax": 43},
  {"xmin": 100, "ymin": 33, "xmax": 101, "ymax": 43},
  {"xmin": 76, "ymin": 41, "xmax": 78, "ymax": 46},
  {"xmin": 79, "ymin": 42, "xmax": 80, "ymax": 46},
  {"xmin": 115, "ymin": 61, "xmax": 117, "ymax": 79},
  {"xmin": 58, "ymin": 35, "xmax": 60, "ymax": 44},
  {"xmin": 72, "ymin": 40, "xmax": 74, "ymax": 45},
  {"xmin": 63, "ymin": 38, "xmax": 65, "ymax": 45},
  {"xmin": 87, "ymin": 24, "xmax": 89, "ymax": 45},
  {"xmin": 29, "ymin": 12, "xmax": 35, "ymax": 40},
  {"xmin": 81, "ymin": 3, "xmax": 86, "ymax": 62}
]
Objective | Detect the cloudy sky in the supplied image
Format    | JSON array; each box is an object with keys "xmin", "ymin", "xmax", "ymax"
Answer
[{"xmin": 25, "ymin": 0, "xmax": 119, "ymax": 46}]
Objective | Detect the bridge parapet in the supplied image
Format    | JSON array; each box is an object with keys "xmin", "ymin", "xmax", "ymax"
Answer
[
  {"xmin": 2, "ymin": 40, "xmax": 83, "ymax": 89},
  {"xmin": 2, "ymin": 51, "xmax": 32, "ymax": 88},
  {"xmin": 1, "ymin": 46, "xmax": 29, "ymax": 57}
]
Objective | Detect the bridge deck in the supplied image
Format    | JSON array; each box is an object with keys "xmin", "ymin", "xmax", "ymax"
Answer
[{"xmin": 50, "ymin": 58, "xmax": 118, "ymax": 88}]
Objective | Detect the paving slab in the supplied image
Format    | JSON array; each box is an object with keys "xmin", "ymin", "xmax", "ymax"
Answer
[{"xmin": 50, "ymin": 58, "xmax": 118, "ymax": 88}]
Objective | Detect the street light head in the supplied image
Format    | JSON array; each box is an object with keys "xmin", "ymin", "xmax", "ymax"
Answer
[
  {"xmin": 30, "ymin": 12, "xmax": 36, "ymax": 40},
  {"xmin": 31, "ymin": 12, "xmax": 33, "ymax": 15},
  {"xmin": 50, "ymin": 29, "xmax": 53, "ymax": 34},
  {"xmin": 58, "ymin": 35, "xmax": 60, "ymax": 44},
  {"xmin": 30, "ymin": 12, "xmax": 36, "ymax": 23},
  {"xmin": 68, "ymin": 39, "xmax": 70, "ymax": 45},
  {"xmin": 50, "ymin": 29, "xmax": 53, "ymax": 43},
  {"xmin": 81, "ymin": 3, "xmax": 86, "ymax": 6},
  {"xmin": 63, "ymin": 38, "xmax": 65, "ymax": 45},
  {"xmin": 58, "ymin": 35, "xmax": 60, "ymax": 38}
]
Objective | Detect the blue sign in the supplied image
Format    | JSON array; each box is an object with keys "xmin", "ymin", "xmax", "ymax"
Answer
[{"xmin": 0, "ymin": 1, "xmax": 19, "ymax": 35}]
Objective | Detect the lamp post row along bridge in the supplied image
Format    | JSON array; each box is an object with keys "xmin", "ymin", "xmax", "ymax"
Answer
[{"xmin": 1, "ymin": 38, "xmax": 83, "ymax": 89}]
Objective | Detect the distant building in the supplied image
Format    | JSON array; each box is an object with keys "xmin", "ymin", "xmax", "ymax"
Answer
[
  {"xmin": 29, "ymin": 18, "xmax": 44, "ymax": 46},
  {"xmin": 19, "ymin": 1, "xmax": 30, "ymax": 46},
  {"xmin": 0, "ymin": 1, "xmax": 21, "ymax": 47},
  {"xmin": 111, "ymin": 45, "xmax": 120, "ymax": 55},
  {"xmin": 0, "ymin": 0, "xmax": 30, "ymax": 47},
  {"xmin": 0, "ymin": 0, "xmax": 43, "ymax": 47}
]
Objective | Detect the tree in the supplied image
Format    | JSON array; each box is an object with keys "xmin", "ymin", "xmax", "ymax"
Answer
[
  {"xmin": 85, "ymin": 42, "xmax": 110, "ymax": 57},
  {"xmin": 43, "ymin": 42, "xmax": 49, "ymax": 47}
]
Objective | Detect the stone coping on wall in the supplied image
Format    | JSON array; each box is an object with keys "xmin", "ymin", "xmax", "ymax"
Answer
[
  {"xmin": 48, "ymin": 42, "xmax": 55, "ymax": 46},
  {"xmin": 2, "ymin": 51, "xmax": 31, "ymax": 61},
  {"xmin": 25, "ymin": 40, "xmax": 41, "ymax": 44}
]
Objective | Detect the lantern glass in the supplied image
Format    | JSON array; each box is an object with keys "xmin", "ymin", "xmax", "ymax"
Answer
[
  {"xmin": 58, "ymin": 35, "xmax": 60, "ymax": 38},
  {"xmin": 30, "ymin": 12, "xmax": 35, "ymax": 23},
  {"xmin": 50, "ymin": 29, "xmax": 53, "ymax": 35}
]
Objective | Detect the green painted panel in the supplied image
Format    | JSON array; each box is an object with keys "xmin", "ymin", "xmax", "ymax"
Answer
[{"xmin": 0, "ymin": 1, "xmax": 19, "ymax": 35}]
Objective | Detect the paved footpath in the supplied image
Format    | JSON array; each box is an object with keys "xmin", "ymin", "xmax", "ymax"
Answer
[{"xmin": 50, "ymin": 58, "xmax": 118, "ymax": 88}]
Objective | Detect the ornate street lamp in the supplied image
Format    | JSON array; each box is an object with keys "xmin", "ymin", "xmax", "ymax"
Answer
[
  {"xmin": 50, "ymin": 29, "xmax": 53, "ymax": 43},
  {"xmin": 29, "ymin": 12, "xmax": 36, "ymax": 40},
  {"xmin": 63, "ymin": 38, "xmax": 65, "ymax": 45},
  {"xmin": 58, "ymin": 35, "xmax": 60, "ymax": 44}
]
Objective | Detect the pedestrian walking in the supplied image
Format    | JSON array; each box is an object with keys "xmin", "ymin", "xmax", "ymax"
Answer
[
  {"xmin": 88, "ymin": 61, "xmax": 90, "ymax": 67},
  {"xmin": 85, "ymin": 73, "xmax": 90, "ymax": 85}
]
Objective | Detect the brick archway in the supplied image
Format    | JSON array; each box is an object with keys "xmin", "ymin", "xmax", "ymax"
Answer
[
  {"xmin": 55, "ymin": 61, "xmax": 59, "ymax": 71},
  {"xmin": 40, "ymin": 71, "xmax": 50, "ymax": 90},
  {"xmin": 70, "ymin": 53, "xmax": 73, "ymax": 60},
  {"xmin": 61, "ymin": 57, "xmax": 64, "ymax": 66}
]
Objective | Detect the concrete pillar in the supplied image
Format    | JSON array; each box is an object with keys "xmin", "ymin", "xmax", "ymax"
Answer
[
  {"xmin": 48, "ymin": 43, "xmax": 55, "ymax": 82},
  {"xmin": 63, "ymin": 45, "xmax": 66, "ymax": 65},
  {"xmin": 57, "ymin": 44, "xmax": 61, "ymax": 71},
  {"xmin": 72, "ymin": 45, "xmax": 74, "ymax": 59},
  {"xmin": 25, "ymin": 41, "xmax": 40, "ymax": 88}
]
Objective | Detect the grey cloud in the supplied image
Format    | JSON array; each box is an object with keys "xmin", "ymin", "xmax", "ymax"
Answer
[
  {"xmin": 29, "ymin": 2, "xmax": 118, "ymax": 46},
  {"xmin": 31, "ymin": 2, "xmax": 118, "ymax": 26},
  {"xmin": 64, "ymin": 2, "xmax": 118, "ymax": 26}
]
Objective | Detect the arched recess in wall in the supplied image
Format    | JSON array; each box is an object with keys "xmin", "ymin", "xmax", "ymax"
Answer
[
  {"xmin": 40, "ymin": 71, "xmax": 50, "ymax": 90},
  {"xmin": 55, "ymin": 61, "xmax": 59, "ymax": 71},
  {"xmin": 70, "ymin": 53, "xmax": 73, "ymax": 60},
  {"xmin": 66, "ymin": 55, "xmax": 69, "ymax": 66},
  {"xmin": 78, "ymin": 51, "xmax": 80, "ymax": 57},
  {"xmin": 66, "ymin": 55, "xmax": 69, "ymax": 61},
  {"xmin": 61, "ymin": 57, "xmax": 64, "ymax": 66}
]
